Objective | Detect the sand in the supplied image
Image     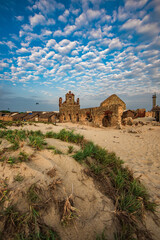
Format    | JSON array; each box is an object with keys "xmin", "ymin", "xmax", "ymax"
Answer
[{"xmin": 0, "ymin": 119, "xmax": 160, "ymax": 239}]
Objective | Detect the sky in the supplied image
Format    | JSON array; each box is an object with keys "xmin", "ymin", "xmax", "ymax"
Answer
[{"xmin": 0, "ymin": 0, "xmax": 160, "ymax": 112}]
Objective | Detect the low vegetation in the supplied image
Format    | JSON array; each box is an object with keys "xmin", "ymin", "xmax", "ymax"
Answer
[
  {"xmin": 46, "ymin": 129, "xmax": 84, "ymax": 144},
  {"xmin": 0, "ymin": 125, "xmax": 157, "ymax": 239},
  {"xmin": 28, "ymin": 135, "xmax": 47, "ymax": 150}
]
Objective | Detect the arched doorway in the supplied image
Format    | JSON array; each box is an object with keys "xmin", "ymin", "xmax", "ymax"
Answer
[{"xmin": 102, "ymin": 111, "xmax": 112, "ymax": 127}]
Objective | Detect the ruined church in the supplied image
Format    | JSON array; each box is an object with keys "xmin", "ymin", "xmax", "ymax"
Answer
[{"xmin": 59, "ymin": 91, "xmax": 126, "ymax": 127}]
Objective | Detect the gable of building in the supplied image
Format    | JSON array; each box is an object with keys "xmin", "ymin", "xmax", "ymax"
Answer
[{"xmin": 100, "ymin": 94, "xmax": 126, "ymax": 110}]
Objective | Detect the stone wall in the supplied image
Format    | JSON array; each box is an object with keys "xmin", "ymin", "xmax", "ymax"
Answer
[{"xmin": 59, "ymin": 92, "xmax": 126, "ymax": 127}]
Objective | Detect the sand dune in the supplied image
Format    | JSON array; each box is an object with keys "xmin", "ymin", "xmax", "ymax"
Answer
[{"xmin": 1, "ymin": 121, "xmax": 160, "ymax": 239}]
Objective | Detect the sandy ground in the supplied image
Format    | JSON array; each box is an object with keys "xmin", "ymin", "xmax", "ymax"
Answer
[{"xmin": 1, "ymin": 119, "xmax": 160, "ymax": 239}]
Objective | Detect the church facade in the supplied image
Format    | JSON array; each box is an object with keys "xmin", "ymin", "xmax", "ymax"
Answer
[{"xmin": 59, "ymin": 91, "xmax": 126, "ymax": 127}]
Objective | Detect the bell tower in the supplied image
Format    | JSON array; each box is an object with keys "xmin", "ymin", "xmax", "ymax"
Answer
[{"xmin": 152, "ymin": 93, "xmax": 156, "ymax": 108}]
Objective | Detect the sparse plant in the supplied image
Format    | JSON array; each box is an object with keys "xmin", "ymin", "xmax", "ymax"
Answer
[
  {"xmin": 96, "ymin": 232, "xmax": 107, "ymax": 240},
  {"xmin": 54, "ymin": 149, "xmax": 63, "ymax": 154},
  {"xmin": 18, "ymin": 151, "xmax": 29, "ymax": 162},
  {"xmin": 47, "ymin": 145, "xmax": 56, "ymax": 150},
  {"xmin": 7, "ymin": 156, "xmax": 17, "ymax": 165},
  {"xmin": 27, "ymin": 184, "xmax": 40, "ymax": 204},
  {"xmin": 0, "ymin": 204, "xmax": 60, "ymax": 240},
  {"xmin": 68, "ymin": 146, "xmax": 74, "ymax": 154},
  {"xmin": 46, "ymin": 129, "xmax": 84, "ymax": 144},
  {"xmin": 29, "ymin": 135, "xmax": 47, "ymax": 150},
  {"xmin": 14, "ymin": 173, "xmax": 24, "ymax": 182},
  {"xmin": 61, "ymin": 194, "xmax": 79, "ymax": 226},
  {"xmin": 0, "ymin": 179, "xmax": 9, "ymax": 204},
  {"xmin": 46, "ymin": 131, "xmax": 57, "ymax": 138}
]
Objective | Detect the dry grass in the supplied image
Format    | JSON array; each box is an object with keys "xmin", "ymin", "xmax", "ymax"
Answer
[{"xmin": 61, "ymin": 194, "xmax": 79, "ymax": 226}]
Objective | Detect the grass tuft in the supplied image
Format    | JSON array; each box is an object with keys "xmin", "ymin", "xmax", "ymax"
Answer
[
  {"xmin": 18, "ymin": 151, "xmax": 29, "ymax": 162},
  {"xmin": 14, "ymin": 173, "xmax": 24, "ymax": 182},
  {"xmin": 68, "ymin": 146, "xmax": 74, "ymax": 154},
  {"xmin": 46, "ymin": 129, "xmax": 84, "ymax": 144},
  {"xmin": 29, "ymin": 135, "xmax": 47, "ymax": 150}
]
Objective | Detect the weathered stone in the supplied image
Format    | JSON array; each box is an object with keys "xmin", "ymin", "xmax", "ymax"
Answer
[{"xmin": 59, "ymin": 91, "xmax": 126, "ymax": 127}]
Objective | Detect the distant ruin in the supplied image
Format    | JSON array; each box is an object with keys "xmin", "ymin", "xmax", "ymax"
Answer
[
  {"xmin": 1, "ymin": 92, "xmax": 159, "ymax": 125},
  {"xmin": 59, "ymin": 91, "xmax": 126, "ymax": 127}
]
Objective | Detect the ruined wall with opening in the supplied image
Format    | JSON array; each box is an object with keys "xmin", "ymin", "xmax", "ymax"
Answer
[{"xmin": 59, "ymin": 92, "xmax": 126, "ymax": 127}]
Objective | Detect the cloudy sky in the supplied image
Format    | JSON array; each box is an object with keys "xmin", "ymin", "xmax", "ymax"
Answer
[{"xmin": 0, "ymin": 0, "xmax": 160, "ymax": 112}]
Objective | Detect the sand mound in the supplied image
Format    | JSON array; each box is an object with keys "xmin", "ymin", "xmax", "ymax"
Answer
[{"xmin": 0, "ymin": 142, "xmax": 116, "ymax": 240}]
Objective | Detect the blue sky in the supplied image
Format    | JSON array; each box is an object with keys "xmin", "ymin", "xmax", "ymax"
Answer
[{"xmin": 0, "ymin": 0, "xmax": 160, "ymax": 112}]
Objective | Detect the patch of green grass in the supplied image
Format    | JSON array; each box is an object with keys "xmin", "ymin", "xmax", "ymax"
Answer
[
  {"xmin": 0, "ymin": 156, "xmax": 6, "ymax": 163},
  {"xmin": 68, "ymin": 146, "xmax": 74, "ymax": 154},
  {"xmin": 47, "ymin": 145, "xmax": 56, "ymax": 150},
  {"xmin": 71, "ymin": 136, "xmax": 156, "ymax": 239},
  {"xmin": 10, "ymin": 141, "xmax": 20, "ymax": 150},
  {"xmin": 29, "ymin": 135, "xmax": 47, "ymax": 150},
  {"xmin": 18, "ymin": 151, "xmax": 29, "ymax": 162},
  {"xmin": 73, "ymin": 142, "xmax": 107, "ymax": 163},
  {"xmin": 14, "ymin": 173, "xmax": 24, "ymax": 182},
  {"xmin": 0, "ymin": 123, "xmax": 7, "ymax": 129},
  {"xmin": 1, "ymin": 204, "xmax": 60, "ymax": 240},
  {"xmin": 28, "ymin": 130, "xmax": 44, "ymax": 137},
  {"xmin": 90, "ymin": 163, "xmax": 102, "ymax": 175},
  {"xmin": 7, "ymin": 156, "xmax": 17, "ymax": 165},
  {"xmin": 54, "ymin": 149, "xmax": 63, "ymax": 154},
  {"xmin": 46, "ymin": 129, "xmax": 84, "ymax": 144},
  {"xmin": 46, "ymin": 131, "xmax": 57, "ymax": 138}
]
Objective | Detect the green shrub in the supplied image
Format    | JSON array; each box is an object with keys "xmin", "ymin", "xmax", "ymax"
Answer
[{"xmin": 29, "ymin": 136, "xmax": 46, "ymax": 150}]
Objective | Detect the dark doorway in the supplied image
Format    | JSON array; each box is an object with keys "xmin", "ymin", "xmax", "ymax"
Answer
[
  {"xmin": 102, "ymin": 115, "xmax": 111, "ymax": 127},
  {"xmin": 86, "ymin": 112, "xmax": 92, "ymax": 122},
  {"xmin": 76, "ymin": 114, "xmax": 79, "ymax": 122},
  {"xmin": 69, "ymin": 114, "xmax": 72, "ymax": 121}
]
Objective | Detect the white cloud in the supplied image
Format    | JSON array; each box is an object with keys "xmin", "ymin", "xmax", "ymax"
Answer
[
  {"xmin": 121, "ymin": 19, "xmax": 141, "ymax": 29},
  {"xmin": 71, "ymin": 50, "xmax": 79, "ymax": 56},
  {"xmin": 82, "ymin": 52, "xmax": 96, "ymax": 59},
  {"xmin": 75, "ymin": 13, "xmax": 87, "ymax": 26},
  {"xmin": 45, "ymin": 51, "xmax": 55, "ymax": 59},
  {"xmin": 53, "ymin": 25, "xmax": 76, "ymax": 37},
  {"xmin": 29, "ymin": 13, "xmax": 45, "ymax": 27},
  {"xmin": 137, "ymin": 22, "xmax": 159, "ymax": 35},
  {"xmin": 121, "ymin": 17, "xmax": 159, "ymax": 36},
  {"xmin": 58, "ymin": 9, "xmax": 69, "ymax": 22},
  {"xmin": 0, "ymin": 62, "xmax": 9, "ymax": 69},
  {"xmin": 109, "ymin": 38, "xmax": 122, "ymax": 50},
  {"xmin": 41, "ymin": 29, "xmax": 52, "ymax": 36},
  {"xmin": 46, "ymin": 39, "xmax": 56, "ymax": 48},
  {"xmin": 125, "ymin": 0, "xmax": 148, "ymax": 10},
  {"xmin": 0, "ymin": 41, "xmax": 17, "ymax": 49},
  {"xmin": 47, "ymin": 19, "xmax": 55, "ymax": 25},
  {"xmin": 118, "ymin": 7, "xmax": 128, "ymax": 21},
  {"xmin": 16, "ymin": 16, "xmax": 24, "ymax": 21},
  {"xmin": 86, "ymin": 9, "xmax": 101, "ymax": 21},
  {"xmin": 89, "ymin": 28, "xmax": 102, "ymax": 39},
  {"xmin": 16, "ymin": 48, "xmax": 29, "ymax": 53},
  {"xmin": 22, "ymin": 24, "xmax": 32, "ymax": 31},
  {"xmin": 54, "ymin": 40, "xmax": 77, "ymax": 54}
]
